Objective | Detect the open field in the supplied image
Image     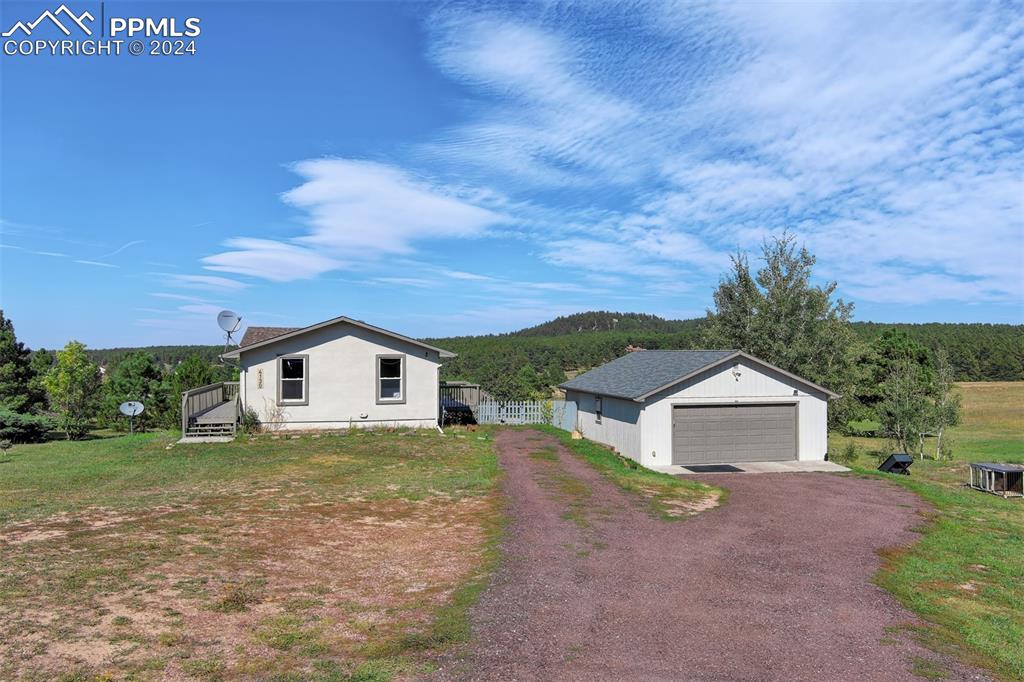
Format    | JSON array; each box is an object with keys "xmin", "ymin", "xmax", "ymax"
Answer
[
  {"xmin": 0, "ymin": 429, "xmax": 500, "ymax": 681},
  {"xmin": 830, "ymin": 382, "xmax": 1024, "ymax": 680}
]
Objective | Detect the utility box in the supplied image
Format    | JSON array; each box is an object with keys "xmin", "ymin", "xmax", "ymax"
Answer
[
  {"xmin": 969, "ymin": 462, "xmax": 1024, "ymax": 498},
  {"xmin": 878, "ymin": 453, "xmax": 913, "ymax": 475}
]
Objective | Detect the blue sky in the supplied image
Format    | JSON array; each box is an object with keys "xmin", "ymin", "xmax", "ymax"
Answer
[{"xmin": 1, "ymin": 1, "xmax": 1022, "ymax": 349}]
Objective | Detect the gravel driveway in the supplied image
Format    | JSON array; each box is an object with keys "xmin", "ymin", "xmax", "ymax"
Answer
[{"xmin": 432, "ymin": 429, "xmax": 987, "ymax": 681}]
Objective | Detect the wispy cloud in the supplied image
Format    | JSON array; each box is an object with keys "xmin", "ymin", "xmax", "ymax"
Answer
[
  {"xmin": 74, "ymin": 259, "xmax": 118, "ymax": 268},
  {"xmin": 97, "ymin": 239, "xmax": 144, "ymax": 259},
  {"xmin": 203, "ymin": 238, "xmax": 342, "ymax": 282},
  {"xmin": 415, "ymin": 2, "xmax": 1023, "ymax": 306},
  {"xmin": 178, "ymin": 3, "xmax": 1021, "ymax": 319},
  {"xmin": 202, "ymin": 159, "xmax": 508, "ymax": 282},
  {"xmin": 164, "ymin": 274, "xmax": 249, "ymax": 291},
  {"xmin": 150, "ymin": 292, "xmax": 211, "ymax": 303},
  {"xmin": 0, "ymin": 243, "xmax": 68, "ymax": 258}
]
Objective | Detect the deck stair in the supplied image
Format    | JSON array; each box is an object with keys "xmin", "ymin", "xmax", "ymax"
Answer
[{"xmin": 180, "ymin": 382, "xmax": 240, "ymax": 442}]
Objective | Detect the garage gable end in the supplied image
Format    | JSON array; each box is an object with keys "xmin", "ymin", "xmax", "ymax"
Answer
[{"xmin": 637, "ymin": 352, "xmax": 838, "ymax": 403}]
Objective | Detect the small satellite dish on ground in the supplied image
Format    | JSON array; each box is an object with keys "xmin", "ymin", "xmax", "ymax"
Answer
[
  {"xmin": 218, "ymin": 310, "xmax": 243, "ymax": 357},
  {"xmin": 119, "ymin": 401, "xmax": 144, "ymax": 434}
]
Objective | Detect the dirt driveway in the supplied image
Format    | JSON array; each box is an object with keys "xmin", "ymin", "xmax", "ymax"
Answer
[{"xmin": 433, "ymin": 429, "xmax": 988, "ymax": 681}]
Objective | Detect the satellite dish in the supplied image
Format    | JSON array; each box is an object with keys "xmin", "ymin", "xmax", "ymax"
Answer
[
  {"xmin": 217, "ymin": 310, "xmax": 242, "ymax": 334},
  {"xmin": 119, "ymin": 401, "xmax": 144, "ymax": 435},
  {"xmin": 119, "ymin": 401, "xmax": 144, "ymax": 417},
  {"xmin": 217, "ymin": 309, "xmax": 243, "ymax": 360}
]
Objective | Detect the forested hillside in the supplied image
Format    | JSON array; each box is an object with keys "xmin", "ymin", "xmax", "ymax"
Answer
[
  {"xmin": 514, "ymin": 312, "xmax": 700, "ymax": 336},
  {"xmin": 850, "ymin": 322, "xmax": 1022, "ymax": 381},
  {"xmin": 427, "ymin": 312, "xmax": 1023, "ymax": 398},
  {"xmin": 68, "ymin": 313, "xmax": 1022, "ymax": 399}
]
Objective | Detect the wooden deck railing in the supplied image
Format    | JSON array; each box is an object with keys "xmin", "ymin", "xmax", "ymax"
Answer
[{"xmin": 181, "ymin": 381, "xmax": 239, "ymax": 433}]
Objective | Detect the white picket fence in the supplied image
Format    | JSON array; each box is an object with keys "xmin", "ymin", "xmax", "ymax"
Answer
[{"xmin": 474, "ymin": 399, "xmax": 577, "ymax": 430}]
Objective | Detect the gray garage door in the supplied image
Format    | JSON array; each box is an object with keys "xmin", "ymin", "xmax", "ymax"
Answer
[{"xmin": 671, "ymin": 404, "xmax": 797, "ymax": 465}]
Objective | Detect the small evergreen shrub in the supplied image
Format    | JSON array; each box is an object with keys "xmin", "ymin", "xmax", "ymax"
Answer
[{"xmin": 0, "ymin": 409, "xmax": 54, "ymax": 443}]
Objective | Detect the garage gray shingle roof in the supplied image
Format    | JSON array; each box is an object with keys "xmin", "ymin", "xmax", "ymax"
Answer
[{"xmin": 560, "ymin": 350, "xmax": 736, "ymax": 401}]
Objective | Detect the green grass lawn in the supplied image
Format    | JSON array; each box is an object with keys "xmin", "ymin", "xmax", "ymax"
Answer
[
  {"xmin": 0, "ymin": 428, "xmax": 500, "ymax": 681},
  {"xmin": 830, "ymin": 382, "xmax": 1023, "ymax": 680}
]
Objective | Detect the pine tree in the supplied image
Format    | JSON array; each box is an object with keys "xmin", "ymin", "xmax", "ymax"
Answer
[
  {"xmin": 100, "ymin": 351, "xmax": 168, "ymax": 431},
  {"xmin": 0, "ymin": 310, "xmax": 45, "ymax": 413}
]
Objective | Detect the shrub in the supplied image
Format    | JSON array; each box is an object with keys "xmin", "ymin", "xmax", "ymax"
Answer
[
  {"xmin": 831, "ymin": 441, "xmax": 859, "ymax": 465},
  {"xmin": 0, "ymin": 408, "xmax": 54, "ymax": 443},
  {"xmin": 240, "ymin": 406, "xmax": 261, "ymax": 434}
]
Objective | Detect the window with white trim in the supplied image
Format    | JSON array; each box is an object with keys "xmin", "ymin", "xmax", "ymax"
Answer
[
  {"xmin": 278, "ymin": 356, "xmax": 307, "ymax": 404},
  {"xmin": 377, "ymin": 355, "xmax": 405, "ymax": 403}
]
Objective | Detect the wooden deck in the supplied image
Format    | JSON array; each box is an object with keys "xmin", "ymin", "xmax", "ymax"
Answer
[
  {"xmin": 192, "ymin": 400, "xmax": 238, "ymax": 425},
  {"xmin": 180, "ymin": 381, "xmax": 239, "ymax": 441}
]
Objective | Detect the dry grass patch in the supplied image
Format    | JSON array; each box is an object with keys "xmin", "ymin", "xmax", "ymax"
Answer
[{"xmin": 0, "ymin": 429, "xmax": 499, "ymax": 680}]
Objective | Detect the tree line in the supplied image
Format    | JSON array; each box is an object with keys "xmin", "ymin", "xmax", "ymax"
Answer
[
  {"xmin": 433, "ymin": 234, "xmax": 1019, "ymax": 459},
  {"xmin": 0, "ymin": 311, "xmax": 233, "ymax": 442},
  {"xmin": 428, "ymin": 317, "xmax": 1021, "ymax": 403}
]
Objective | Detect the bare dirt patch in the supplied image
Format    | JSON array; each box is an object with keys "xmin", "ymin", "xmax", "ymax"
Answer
[{"xmin": 2, "ymin": 482, "xmax": 497, "ymax": 680}]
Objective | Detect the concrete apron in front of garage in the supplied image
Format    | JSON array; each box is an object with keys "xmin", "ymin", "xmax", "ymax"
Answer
[{"xmin": 651, "ymin": 460, "xmax": 850, "ymax": 475}]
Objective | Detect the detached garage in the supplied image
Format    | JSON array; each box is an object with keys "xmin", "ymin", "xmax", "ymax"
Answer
[{"xmin": 561, "ymin": 350, "xmax": 837, "ymax": 469}]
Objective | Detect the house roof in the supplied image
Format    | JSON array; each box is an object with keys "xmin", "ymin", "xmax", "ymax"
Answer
[
  {"xmin": 221, "ymin": 316, "xmax": 456, "ymax": 359},
  {"xmin": 559, "ymin": 350, "xmax": 839, "ymax": 401},
  {"xmin": 239, "ymin": 326, "xmax": 301, "ymax": 348}
]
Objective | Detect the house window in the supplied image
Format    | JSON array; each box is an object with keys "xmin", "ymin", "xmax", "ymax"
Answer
[
  {"xmin": 278, "ymin": 355, "xmax": 307, "ymax": 405},
  {"xmin": 595, "ymin": 396, "xmax": 602, "ymax": 424},
  {"xmin": 377, "ymin": 354, "xmax": 405, "ymax": 404}
]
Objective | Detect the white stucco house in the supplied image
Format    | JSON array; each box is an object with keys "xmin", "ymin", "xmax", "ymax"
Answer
[
  {"xmin": 201, "ymin": 315, "xmax": 454, "ymax": 433},
  {"xmin": 560, "ymin": 350, "xmax": 838, "ymax": 469}
]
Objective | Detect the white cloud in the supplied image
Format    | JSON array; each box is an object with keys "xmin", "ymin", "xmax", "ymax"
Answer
[
  {"xmin": 97, "ymin": 239, "xmax": 144, "ymax": 259},
  {"xmin": 203, "ymin": 238, "xmax": 342, "ymax": 282},
  {"xmin": 150, "ymin": 292, "xmax": 211, "ymax": 303},
  {"xmin": 74, "ymin": 259, "xmax": 117, "ymax": 268},
  {"xmin": 418, "ymin": 2, "xmax": 1023, "ymax": 306},
  {"xmin": 202, "ymin": 159, "xmax": 507, "ymax": 282},
  {"xmin": 165, "ymin": 274, "xmax": 249, "ymax": 291}
]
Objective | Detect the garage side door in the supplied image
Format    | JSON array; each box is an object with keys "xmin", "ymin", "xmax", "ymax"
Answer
[{"xmin": 671, "ymin": 404, "xmax": 797, "ymax": 465}]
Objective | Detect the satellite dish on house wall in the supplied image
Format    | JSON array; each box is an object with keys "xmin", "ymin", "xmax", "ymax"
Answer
[
  {"xmin": 217, "ymin": 309, "xmax": 243, "ymax": 361},
  {"xmin": 217, "ymin": 310, "xmax": 242, "ymax": 334}
]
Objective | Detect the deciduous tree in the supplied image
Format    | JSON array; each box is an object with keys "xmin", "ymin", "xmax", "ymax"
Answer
[
  {"xmin": 930, "ymin": 349, "xmax": 961, "ymax": 459},
  {"xmin": 43, "ymin": 341, "xmax": 101, "ymax": 440},
  {"xmin": 701, "ymin": 233, "xmax": 859, "ymax": 427},
  {"xmin": 877, "ymin": 359, "xmax": 931, "ymax": 458}
]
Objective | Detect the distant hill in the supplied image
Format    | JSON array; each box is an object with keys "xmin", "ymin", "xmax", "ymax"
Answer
[
  {"xmin": 427, "ymin": 313, "xmax": 1023, "ymax": 397},
  {"xmin": 69, "ymin": 314, "xmax": 1021, "ymax": 398},
  {"xmin": 513, "ymin": 311, "xmax": 701, "ymax": 337}
]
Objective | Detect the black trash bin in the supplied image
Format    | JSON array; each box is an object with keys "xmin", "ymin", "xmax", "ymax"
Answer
[{"xmin": 878, "ymin": 453, "xmax": 913, "ymax": 475}]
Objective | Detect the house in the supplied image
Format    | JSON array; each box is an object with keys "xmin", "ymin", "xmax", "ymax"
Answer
[
  {"xmin": 181, "ymin": 316, "xmax": 455, "ymax": 437},
  {"xmin": 560, "ymin": 350, "xmax": 838, "ymax": 468}
]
